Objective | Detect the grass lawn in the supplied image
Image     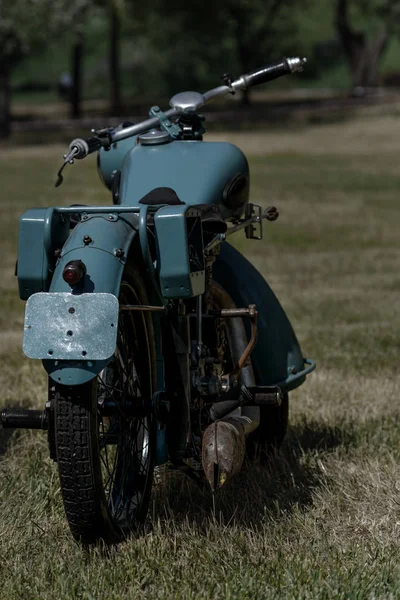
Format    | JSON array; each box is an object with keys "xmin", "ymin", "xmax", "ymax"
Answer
[{"xmin": 1, "ymin": 115, "xmax": 400, "ymax": 598}]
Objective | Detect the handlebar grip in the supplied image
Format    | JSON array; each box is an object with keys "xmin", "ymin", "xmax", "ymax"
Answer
[
  {"xmin": 69, "ymin": 136, "xmax": 103, "ymax": 159},
  {"xmin": 241, "ymin": 57, "xmax": 307, "ymax": 89}
]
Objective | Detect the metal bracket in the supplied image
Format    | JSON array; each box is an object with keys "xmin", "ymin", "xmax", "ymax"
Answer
[
  {"xmin": 276, "ymin": 358, "xmax": 317, "ymax": 389},
  {"xmin": 81, "ymin": 212, "xmax": 118, "ymax": 223},
  {"xmin": 245, "ymin": 203, "xmax": 263, "ymax": 240},
  {"xmin": 149, "ymin": 105, "xmax": 182, "ymax": 139},
  {"xmin": 212, "ymin": 304, "xmax": 258, "ymax": 385},
  {"xmin": 209, "ymin": 383, "xmax": 283, "ymax": 422},
  {"xmin": 119, "ymin": 304, "xmax": 166, "ymax": 312},
  {"xmin": 23, "ymin": 292, "xmax": 119, "ymax": 360},
  {"xmin": 204, "ymin": 204, "xmax": 280, "ymax": 254}
]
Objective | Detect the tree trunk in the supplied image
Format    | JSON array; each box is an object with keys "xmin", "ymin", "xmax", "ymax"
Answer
[
  {"xmin": 235, "ymin": 16, "xmax": 252, "ymax": 106},
  {"xmin": 71, "ymin": 32, "xmax": 84, "ymax": 119},
  {"xmin": 336, "ymin": 0, "xmax": 389, "ymax": 94},
  {"xmin": 233, "ymin": 0, "xmax": 283, "ymax": 106},
  {"xmin": 109, "ymin": 1, "xmax": 122, "ymax": 115},
  {"xmin": 365, "ymin": 30, "xmax": 389, "ymax": 87},
  {"xmin": 0, "ymin": 66, "xmax": 11, "ymax": 138},
  {"xmin": 350, "ymin": 29, "xmax": 389, "ymax": 90}
]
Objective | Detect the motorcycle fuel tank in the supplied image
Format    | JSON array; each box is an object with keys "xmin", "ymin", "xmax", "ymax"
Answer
[{"xmin": 118, "ymin": 139, "xmax": 250, "ymax": 221}]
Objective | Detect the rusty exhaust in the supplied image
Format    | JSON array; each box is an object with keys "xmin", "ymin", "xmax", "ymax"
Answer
[
  {"xmin": 202, "ymin": 418, "xmax": 246, "ymax": 491},
  {"xmin": 202, "ymin": 284, "xmax": 260, "ymax": 491},
  {"xmin": 221, "ymin": 304, "xmax": 258, "ymax": 383}
]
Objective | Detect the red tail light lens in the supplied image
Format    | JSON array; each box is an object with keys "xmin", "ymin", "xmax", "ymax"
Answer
[{"xmin": 62, "ymin": 260, "xmax": 87, "ymax": 287}]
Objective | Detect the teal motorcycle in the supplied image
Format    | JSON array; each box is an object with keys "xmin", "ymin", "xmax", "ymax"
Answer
[{"xmin": 3, "ymin": 57, "xmax": 315, "ymax": 545}]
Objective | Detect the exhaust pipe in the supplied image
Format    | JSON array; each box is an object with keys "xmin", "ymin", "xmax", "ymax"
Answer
[
  {"xmin": 202, "ymin": 418, "xmax": 246, "ymax": 491},
  {"xmin": 202, "ymin": 283, "xmax": 260, "ymax": 490}
]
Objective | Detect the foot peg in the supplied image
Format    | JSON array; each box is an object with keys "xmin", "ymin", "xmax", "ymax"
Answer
[
  {"xmin": 252, "ymin": 386, "xmax": 283, "ymax": 406},
  {"xmin": 1, "ymin": 408, "xmax": 48, "ymax": 430},
  {"xmin": 210, "ymin": 385, "xmax": 283, "ymax": 421}
]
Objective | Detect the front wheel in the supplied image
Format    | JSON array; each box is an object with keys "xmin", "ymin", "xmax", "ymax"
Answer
[{"xmin": 53, "ymin": 264, "xmax": 156, "ymax": 545}]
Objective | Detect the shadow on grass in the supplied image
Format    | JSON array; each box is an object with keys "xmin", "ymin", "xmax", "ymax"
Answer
[
  {"xmin": 151, "ymin": 420, "xmax": 354, "ymax": 531},
  {"xmin": 286, "ymin": 419, "xmax": 357, "ymax": 454},
  {"xmin": 0, "ymin": 425, "xmax": 14, "ymax": 458}
]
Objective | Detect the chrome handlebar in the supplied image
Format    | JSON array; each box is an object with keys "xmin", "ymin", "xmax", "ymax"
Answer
[
  {"xmin": 110, "ymin": 57, "xmax": 306, "ymax": 144},
  {"xmin": 62, "ymin": 56, "xmax": 307, "ymax": 168}
]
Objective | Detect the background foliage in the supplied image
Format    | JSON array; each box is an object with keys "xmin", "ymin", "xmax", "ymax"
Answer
[{"xmin": 6, "ymin": 0, "xmax": 400, "ymax": 108}]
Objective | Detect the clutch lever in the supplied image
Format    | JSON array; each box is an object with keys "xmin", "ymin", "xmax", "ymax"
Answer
[
  {"xmin": 55, "ymin": 146, "xmax": 80, "ymax": 188},
  {"xmin": 55, "ymin": 136, "xmax": 104, "ymax": 187}
]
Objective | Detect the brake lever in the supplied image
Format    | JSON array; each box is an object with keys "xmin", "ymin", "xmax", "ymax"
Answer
[
  {"xmin": 55, "ymin": 135, "xmax": 104, "ymax": 188},
  {"xmin": 55, "ymin": 146, "xmax": 80, "ymax": 188}
]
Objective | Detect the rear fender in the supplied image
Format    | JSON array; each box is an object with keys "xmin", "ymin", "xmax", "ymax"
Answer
[
  {"xmin": 42, "ymin": 212, "xmax": 139, "ymax": 385},
  {"xmin": 213, "ymin": 243, "xmax": 306, "ymax": 392}
]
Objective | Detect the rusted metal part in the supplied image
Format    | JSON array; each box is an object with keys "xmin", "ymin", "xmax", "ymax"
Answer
[
  {"xmin": 264, "ymin": 206, "xmax": 279, "ymax": 221},
  {"xmin": 202, "ymin": 418, "xmax": 246, "ymax": 491},
  {"xmin": 220, "ymin": 306, "xmax": 256, "ymax": 318},
  {"xmin": 209, "ymin": 301, "xmax": 258, "ymax": 383},
  {"xmin": 119, "ymin": 304, "xmax": 166, "ymax": 312},
  {"xmin": 236, "ymin": 305, "xmax": 257, "ymax": 373},
  {"xmin": 208, "ymin": 282, "xmax": 260, "ymax": 437},
  {"xmin": 202, "ymin": 284, "xmax": 259, "ymax": 491}
]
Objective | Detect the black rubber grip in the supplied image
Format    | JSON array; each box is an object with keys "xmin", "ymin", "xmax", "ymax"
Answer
[
  {"xmin": 1, "ymin": 408, "xmax": 48, "ymax": 430},
  {"xmin": 85, "ymin": 136, "xmax": 103, "ymax": 154},
  {"xmin": 242, "ymin": 59, "xmax": 290, "ymax": 89},
  {"xmin": 70, "ymin": 136, "xmax": 103, "ymax": 158}
]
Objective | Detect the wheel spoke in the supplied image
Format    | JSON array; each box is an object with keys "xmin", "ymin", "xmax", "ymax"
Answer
[
  {"xmin": 53, "ymin": 270, "xmax": 154, "ymax": 545},
  {"xmin": 95, "ymin": 281, "xmax": 153, "ymax": 528}
]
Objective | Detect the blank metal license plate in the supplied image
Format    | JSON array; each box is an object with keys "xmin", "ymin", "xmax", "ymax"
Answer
[{"xmin": 23, "ymin": 292, "xmax": 119, "ymax": 360}]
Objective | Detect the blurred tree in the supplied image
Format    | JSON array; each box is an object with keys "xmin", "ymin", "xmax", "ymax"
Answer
[
  {"xmin": 0, "ymin": 0, "xmax": 89, "ymax": 136},
  {"xmin": 129, "ymin": 0, "xmax": 307, "ymax": 103},
  {"xmin": 71, "ymin": 24, "xmax": 86, "ymax": 119},
  {"xmin": 109, "ymin": 0, "xmax": 122, "ymax": 114},
  {"xmin": 336, "ymin": 0, "xmax": 400, "ymax": 93},
  {"xmin": 69, "ymin": 0, "xmax": 125, "ymax": 119},
  {"xmin": 221, "ymin": 0, "xmax": 303, "ymax": 104},
  {"xmin": 94, "ymin": 0, "xmax": 123, "ymax": 115}
]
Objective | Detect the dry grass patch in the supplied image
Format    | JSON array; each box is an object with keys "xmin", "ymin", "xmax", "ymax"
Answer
[
  {"xmin": 0, "ymin": 115, "xmax": 400, "ymax": 598},
  {"xmin": 208, "ymin": 113, "xmax": 400, "ymax": 157}
]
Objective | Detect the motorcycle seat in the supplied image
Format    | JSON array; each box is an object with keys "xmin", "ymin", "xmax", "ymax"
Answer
[
  {"xmin": 139, "ymin": 187, "xmax": 184, "ymax": 206},
  {"xmin": 139, "ymin": 188, "xmax": 227, "ymax": 234}
]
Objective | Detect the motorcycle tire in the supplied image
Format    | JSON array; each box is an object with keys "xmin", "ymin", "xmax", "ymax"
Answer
[{"xmin": 52, "ymin": 263, "xmax": 156, "ymax": 545}]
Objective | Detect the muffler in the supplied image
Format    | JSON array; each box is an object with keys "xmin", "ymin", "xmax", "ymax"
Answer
[
  {"xmin": 202, "ymin": 283, "xmax": 260, "ymax": 490},
  {"xmin": 202, "ymin": 418, "xmax": 246, "ymax": 491}
]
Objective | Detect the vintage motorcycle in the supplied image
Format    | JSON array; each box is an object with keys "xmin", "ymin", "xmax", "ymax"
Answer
[{"xmin": 3, "ymin": 57, "xmax": 315, "ymax": 545}]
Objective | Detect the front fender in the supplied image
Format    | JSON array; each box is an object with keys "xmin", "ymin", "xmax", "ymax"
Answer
[{"xmin": 43, "ymin": 212, "xmax": 139, "ymax": 385}]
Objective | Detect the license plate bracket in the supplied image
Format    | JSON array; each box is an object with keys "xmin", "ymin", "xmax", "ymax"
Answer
[{"xmin": 23, "ymin": 292, "xmax": 119, "ymax": 360}]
